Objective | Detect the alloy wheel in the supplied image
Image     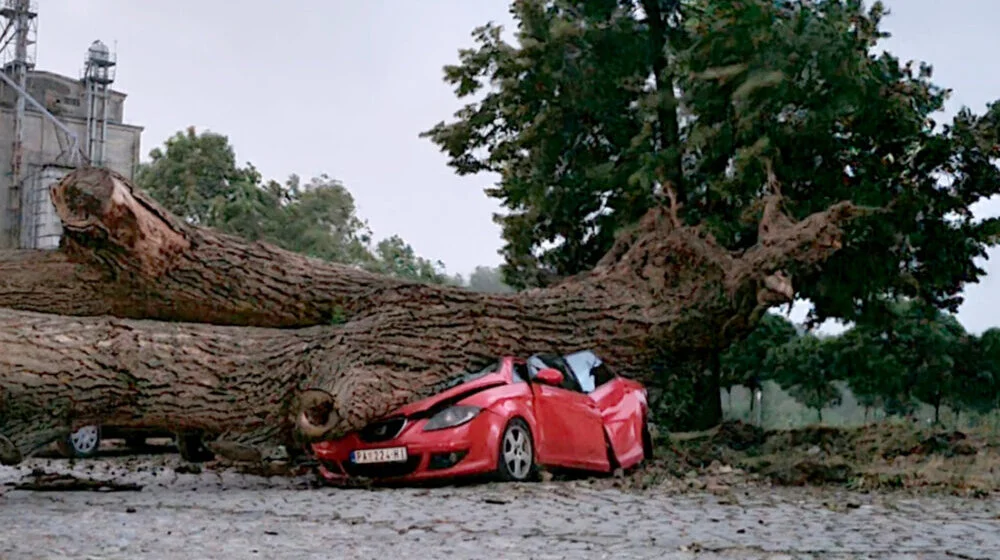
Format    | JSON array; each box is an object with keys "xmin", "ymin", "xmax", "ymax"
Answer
[
  {"xmin": 69, "ymin": 425, "xmax": 100, "ymax": 456},
  {"xmin": 501, "ymin": 422, "xmax": 533, "ymax": 481}
]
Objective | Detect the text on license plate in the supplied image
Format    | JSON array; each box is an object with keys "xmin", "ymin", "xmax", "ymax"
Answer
[{"xmin": 351, "ymin": 447, "xmax": 408, "ymax": 464}]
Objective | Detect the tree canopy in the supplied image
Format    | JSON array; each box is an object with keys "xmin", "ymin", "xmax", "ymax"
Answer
[
  {"xmin": 136, "ymin": 127, "xmax": 450, "ymax": 284},
  {"xmin": 720, "ymin": 299, "xmax": 999, "ymax": 426},
  {"xmin": 423, "ymin": 0, "xmax": 1000, "ymax": 329}
]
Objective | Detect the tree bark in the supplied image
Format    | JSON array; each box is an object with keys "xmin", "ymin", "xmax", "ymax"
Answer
[
  {"xmin": 0, "ymin": 168, "xmax": 445, "ymax": 327},
  {"xmin": 0, "ymin": 167, "xmax": 866, "ymax": 465}
]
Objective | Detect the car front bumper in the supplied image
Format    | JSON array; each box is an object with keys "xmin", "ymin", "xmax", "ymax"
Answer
[{"xmin": 311, "ymin": 410, "xmax": 505, "ymax": 483}]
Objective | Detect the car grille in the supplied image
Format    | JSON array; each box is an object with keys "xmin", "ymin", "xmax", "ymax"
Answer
[
  {"xmin": 358, "ymin": 417, "xmax": 406, "ymax": 442},
  {"xmin": 342, "ymin": 454, "xmax": 422, "ymax": 478}
]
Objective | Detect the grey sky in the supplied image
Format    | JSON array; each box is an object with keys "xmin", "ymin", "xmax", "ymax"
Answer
[{"xmin": 30, "ymin": 1, "xmax": 999, "ymax": 332}]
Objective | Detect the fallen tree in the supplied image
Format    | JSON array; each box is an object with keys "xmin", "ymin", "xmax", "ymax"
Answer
[{"xmin": 0, "ymin": 167, "xmax": 865, "ymax": 466}]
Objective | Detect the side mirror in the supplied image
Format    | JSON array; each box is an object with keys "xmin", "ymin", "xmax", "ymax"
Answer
[{"xmin": 535, "ymin": 368, "xmax": 564, "ymax": 386}]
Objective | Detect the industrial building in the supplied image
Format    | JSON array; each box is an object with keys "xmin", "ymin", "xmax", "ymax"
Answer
[{"xmin": 0, "ymin": 0, "xmax": 143, "ymax": 250}]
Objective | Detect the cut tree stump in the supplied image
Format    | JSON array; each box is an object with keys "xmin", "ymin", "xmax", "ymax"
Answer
[{"xmin": 0, "ymin": 167, "xmax": 867, "ymax": 466}]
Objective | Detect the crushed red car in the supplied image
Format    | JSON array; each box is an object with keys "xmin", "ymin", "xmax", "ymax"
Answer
[{"xmin": 311, "ymin": 350, "xmax": 651, "ymax": 484}]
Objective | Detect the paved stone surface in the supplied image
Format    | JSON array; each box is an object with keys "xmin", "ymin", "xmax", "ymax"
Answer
[{"xmin": 2, "ymin": 456, "xmax": 999, "ymax": 559}]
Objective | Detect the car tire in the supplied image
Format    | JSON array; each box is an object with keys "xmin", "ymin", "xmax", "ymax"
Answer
[
  {"xmin": 176, "ymin": 432, "xmax": 215, "ymax": 463},
  {"xmin": 57, "ymin": 425, "xmax": 101, "ymax": 459},
  {"xmin": 605, "ymin": 432, "xmax": 620, "ymax": 473},
  {"xmin": 642, "ymin": 420, "xmax": 654, "ymax": 461},
  {"xmin": 497, "ymin": 418, "xmax": 536, "ymax": 482}
]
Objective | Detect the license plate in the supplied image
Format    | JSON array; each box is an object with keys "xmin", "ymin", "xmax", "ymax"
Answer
[{"xmin": 351, "ymin": 446, "xmax": 408, "ymax": 464}]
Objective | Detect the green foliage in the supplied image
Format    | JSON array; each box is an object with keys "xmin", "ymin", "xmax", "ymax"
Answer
[
  {"xmin": 368, "ymin": 235, "xmax": 449, "ymax": 285},
  {"xmin": 835, "ymin": 325, "xmax": 905, "ymax": 414},
  {"xmin": 969, "ymin": 328, "xmax": 1000, "ymax": 413},
  {"xmin": 766, "ymin": 333, "xmax": 843, "ymax": 421},
  {"xmin": 720, "ymin": 312, "xmax": 798, "ymax": 394},
  {"xmin": 264, "ymin": 174, "xmax": 373, "ymax": 265},
  {"xmin": 136, "ymin": 127, "xmax": 273, "ymax": 234},
  {"xmin": 647, "ymin": 358, "xmax": 703, "ymax": 429},
  {"xmin": 135, "ymin": 127, "xmax": 450, "ymax": 284},
  {"xmin": 466, "ymin": 266, "xmax": 514, "ymax": 293},
  {"xmin": 427, "ymin": 0, "xmax": 1000, "ymax": 431},
  {"xmin": 425, "ymin": 0, "xmax": 1000, "ymax": 325},
  {"xmin": 718, "ymin": 298, "xmax": 1000, "ymax": 426},
  {"xmin": 844, "ymin": 300, "xmax": 990, "ymax": 423},
  {"xmin": 421, "ymin": 0, "xmax": 662, "ymax": 289}
]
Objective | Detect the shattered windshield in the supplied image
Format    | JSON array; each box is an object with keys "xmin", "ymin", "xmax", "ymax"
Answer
[{"xmin": 437, "ymin": 360, "xmax": 499, "ymax": 391}]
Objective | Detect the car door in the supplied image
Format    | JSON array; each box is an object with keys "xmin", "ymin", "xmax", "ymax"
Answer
[
  {"xmin": 564, "ymin": 350, "xmax": 645, "ymax": 468},
  {"xmin": 527, "ymin": 354, "xmax": 609, "ymax": 471}
]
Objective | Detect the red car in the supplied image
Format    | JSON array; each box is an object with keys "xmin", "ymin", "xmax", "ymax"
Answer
[{"xmin": 311, "ymin": 350, "xmax": 652, "ymax": 484}]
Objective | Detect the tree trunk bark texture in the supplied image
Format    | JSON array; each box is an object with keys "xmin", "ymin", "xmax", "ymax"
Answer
[{"xmin": 0, "ymin": 167, "xmax": 866, "ymax": 465}]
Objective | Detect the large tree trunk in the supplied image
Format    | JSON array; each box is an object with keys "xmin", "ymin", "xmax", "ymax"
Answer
[
  {"xmin": 0, "ymin": 168, "xmax": 441, "ymax": 327},
  {"xmin": 0, "ymin": 167, "xmax": 865, "ymax": 465}
]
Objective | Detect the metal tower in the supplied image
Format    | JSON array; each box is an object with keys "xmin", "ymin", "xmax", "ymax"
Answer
[
  {"xmin": 82, "ymin": 39, "xmax": 115, "ymax": 166},
  {"xmin": 0, "ymin": 0, "xmax": 37, "ymax": 247}
]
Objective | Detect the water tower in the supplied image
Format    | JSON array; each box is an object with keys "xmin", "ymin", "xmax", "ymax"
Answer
[{"xmin": 82, "ymin": 39, "xmax": 116, "ymax": 166}]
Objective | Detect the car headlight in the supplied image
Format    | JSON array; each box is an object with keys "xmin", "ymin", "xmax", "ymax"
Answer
[{"xmin": 423, "ymin": 405, "xmax": 482, "ymax": 431}]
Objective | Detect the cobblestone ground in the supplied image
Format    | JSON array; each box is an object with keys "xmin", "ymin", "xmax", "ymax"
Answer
[{"xmin": 2, "ymin": 455, "xmax": 999, "ymax": 559}]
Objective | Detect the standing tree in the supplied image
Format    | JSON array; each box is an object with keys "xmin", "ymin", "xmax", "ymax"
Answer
[
  {"xmin": 767, "ymin": 333, "xmax": 843, "ymax": 423},
  {"xmin": 719, "ymin": 311, "xmax": 798, "ymax": 411},
  {"xmin": 368, "ymin": 235, "xmax": 450, "ymax": 285},
  {"xmin": 969, "ymin": 328, "xmax": 1000, "ymax": 417},
  {"xmin": 949, "ymin": 332, "xmax": 996, "ymax": 425},
  {"xmin": 135, "ymin": 128, "xmax": 449, "ymax": 284},
  {"xmin": 848, "ymin": 300, "xmax": 962, "ymax": 423},
  {"xmin": 467, "ymin": 265, "xmax": 514, "ymax": 293},
  {"xmin": 134, "ymin": 127, "xmax": 267, "ymax": 230},
  {"xmin": 892, "ymin": 302, "xmax": 969, "ymax": 424},
  {"xmin": 835, "ymin": 324, "xmax": 908, "ymax": 421},
  {"xmin": 422, "ymin": 0, "xmax": 1000, "ymax": 427},
  {"xmin": 263, "ymin": 173, "xmax": 375, "ymax": 267}
]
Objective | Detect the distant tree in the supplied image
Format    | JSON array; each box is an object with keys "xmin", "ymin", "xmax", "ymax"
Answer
[
  {"xmin": 882, "ymin": 301, "xmax": 966, "ymax": 424},
  {"xmin": 720, "ymin": 312, "xmax": 798, "ymax": 410},
  {"xmin": 767, "ymin": 334, "xmax": 843, "ymax": 423},
  {"xmin": 268, "ymin": 174, "xmax": 374, "ymax": 265},
  {"xmin": 368, "ymin": 235, "xmax": 450, "ymax": 284},
  {"xmin": 976, "ymin": 328, "xmax": 1000, "ymax": 412},
  {"xmin": 466, "ymin": 266, "xmax": 514, "ymax": 293},
  {"xmin": 944, "ymin": 327, "xmax": 1000, "ymax": 423},
  {"xmin": 949, "ymin": 332, "xmax": 997, "ymax": 423},
  {"xmin": 137, "ymin": 128, "xmax": 451, "ymax": 284},
  {"xmin": 835, "ymin": 326, "xmax": 906, "ymax": 422},
  {"xmin": 135, "ymin": 127, "xmax": 271, "ymax": 233}
]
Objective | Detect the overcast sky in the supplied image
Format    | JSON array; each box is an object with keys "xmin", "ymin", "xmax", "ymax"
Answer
[{"xmin": 29, "ymin": 0, "xmax": 1000, "ymax": 332}]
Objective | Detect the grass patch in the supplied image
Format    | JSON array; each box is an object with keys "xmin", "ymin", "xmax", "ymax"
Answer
[{"xmin": 633, "ymin": 419, "xmax": 1000, "ymax": 495}]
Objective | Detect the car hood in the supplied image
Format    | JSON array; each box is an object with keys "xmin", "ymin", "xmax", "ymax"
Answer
[{"xmin": 395, "ymin": 371, "xmax": 508, "ymax": 417}]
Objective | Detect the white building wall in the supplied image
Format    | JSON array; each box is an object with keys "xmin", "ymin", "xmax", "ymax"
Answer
[
  {"xmin": 0, "ymin": 107, "xmax": 143, "ymax": 249},
  {"xmin": 19, "ymin": 164, "xmax": 71, "ymax": 249}
]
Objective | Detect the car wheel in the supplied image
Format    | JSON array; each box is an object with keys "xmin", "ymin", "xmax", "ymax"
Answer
[
  {"xmin": 605, "ymin": 433, "xmax": 620, "ymax": 473},
  {"xmin": 57, "ymin": 425, "xmax": 101, "ymax": 458},
  {"xmin": 642, "ymin": 420, "xmax": 654, "ymax": 461},
  {"xmin": 497, "ymin": 418, "xmax": 536, "ymax": 482},
  {"xmin": 176, "ymin": 432, "xmax": 215, "ymax": 463}
]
